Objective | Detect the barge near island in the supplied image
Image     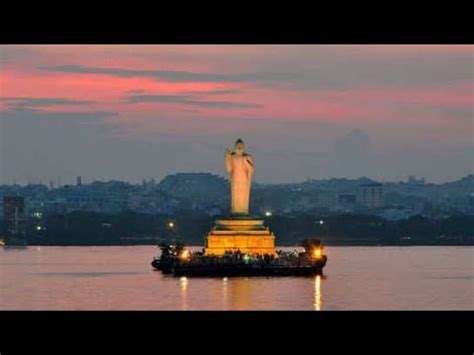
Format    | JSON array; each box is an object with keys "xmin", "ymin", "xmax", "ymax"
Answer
[{"xmin": 151, "ymin": 240, "xmax": 327, "ymax": 277}]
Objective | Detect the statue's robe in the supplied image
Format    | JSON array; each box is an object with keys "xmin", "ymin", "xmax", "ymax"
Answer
[{"xmin": 226, "ymin": 152, "xmax": 254, "ymax": 215}]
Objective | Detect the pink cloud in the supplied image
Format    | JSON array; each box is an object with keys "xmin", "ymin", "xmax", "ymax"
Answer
[{"xmin": 1, "ymin": 45, "xmax": 472, "ymax": 140}]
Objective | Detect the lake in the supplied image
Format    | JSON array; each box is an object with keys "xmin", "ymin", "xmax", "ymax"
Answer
[{"xmin": 0, "ymin": 246, "xmax": 472, "ymax": 310}]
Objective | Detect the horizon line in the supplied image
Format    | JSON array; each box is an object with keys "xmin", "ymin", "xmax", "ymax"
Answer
[{"xmin": 1, "ymin": 172, "xmax": 473, "ymax": 188}]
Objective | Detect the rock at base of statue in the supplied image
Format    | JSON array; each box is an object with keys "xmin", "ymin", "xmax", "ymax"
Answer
[{"xmin": 204, "ymin": 216, "xmax": 277, "ymax": 256}]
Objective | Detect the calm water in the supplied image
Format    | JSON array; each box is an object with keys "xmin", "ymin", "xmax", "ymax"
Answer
[{"xmin": 0, "ymin": 246, "xmax": 472, "ymax": 310}]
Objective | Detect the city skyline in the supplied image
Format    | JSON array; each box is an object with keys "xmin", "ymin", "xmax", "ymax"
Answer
[{"xmin": 1, "ymin": 45, "xmax": 473, "ymax": 184}]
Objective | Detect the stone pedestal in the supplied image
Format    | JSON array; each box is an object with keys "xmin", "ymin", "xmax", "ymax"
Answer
[{"xmin": 204, "ymin": 217, "xmax": 276, "ymax": 256}]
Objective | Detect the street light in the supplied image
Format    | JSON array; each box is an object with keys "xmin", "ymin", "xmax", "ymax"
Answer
[
  {"xmin": 265, "ymin": 211, "xmax": 272, "ymax": 217},
  {"xmin": 168, "ymin": 221, "xmax": 175, "ymax": 229}
]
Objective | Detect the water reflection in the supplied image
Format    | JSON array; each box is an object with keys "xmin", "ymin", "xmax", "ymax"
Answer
[
  {"xmin": 314, "ymin": 275, "xmax": 322, "ymax": 311},
  {"xmin": 3, "ymin": 246, "xmax": 472, "ymax": 310},
  {"xmin": 222, "ymin": 277, "xmax": 228, "ymax": 310},
  {"xmin": 180, "ymin": 276, "xmax": 188, "ymax": 310},
  {"xmin": 225, "ymin": 278, "xmax": 251, "ymax": 310}
]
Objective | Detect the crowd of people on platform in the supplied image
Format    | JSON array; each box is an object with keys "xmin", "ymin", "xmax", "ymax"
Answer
[
  {"xmin": 180, "ymin": 248, "xmax": 314, "ymax": 267},
  {"xmin": 157, "ymin": 240, "xmax": 324, "ymax": 267}
]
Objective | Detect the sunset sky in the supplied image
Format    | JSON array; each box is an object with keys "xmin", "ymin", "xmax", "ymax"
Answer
[{"xmin": 0, "ymin": 45, "xmax": 472, "ymax": 184}]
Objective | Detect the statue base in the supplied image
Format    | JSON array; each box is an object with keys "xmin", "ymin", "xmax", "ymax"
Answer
[{"xmin": 204, "ymin": 216, "xmax": 277, "ymax": 256}]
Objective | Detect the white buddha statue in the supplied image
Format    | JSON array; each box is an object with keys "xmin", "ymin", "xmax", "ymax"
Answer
[{"xmin": 224, "ymin": 138, "xmax": 254, "ymax": 216}]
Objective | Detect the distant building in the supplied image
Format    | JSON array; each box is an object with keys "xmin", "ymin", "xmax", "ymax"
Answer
[
  {"xmin": 3, "ymin": 196, "xmax": 26, "ymax": 236},
  {"xmin": 407, "ymin": 175, "xmax": 425, "ymax": 185},
  {"xmin": 360, "ymin": 183, "xmax": 383, "ymax": 208},
  {"xmin": 76, "ymin": 176, "xmax": 82, "ymax": 186},
  {"xmin": 334, "ymin": 193, "xmax": 358, "ymax": 212},
  {"xmin": 315, "ymin": 190, "xmax": 336, "ymax": 209},
  {"xmin": 338, "ymin": 193, "xmax": 357, "ymax": 205}
]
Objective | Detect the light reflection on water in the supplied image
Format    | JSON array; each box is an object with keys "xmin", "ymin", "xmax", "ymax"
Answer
[
  {"xmin": 181, "ymin": 274, "xmax": 325, "ymax": 310},
  {"xmin": 180, "ymin": 277, "xmax": 188, "ymax": 310},
  {"xmin": 314, "ymin": 275, "xmax": 322, "ymax": 311},
  {"xmin": 0, "ymin": 246, "xmax": 472, "ymax": 310},
  {"xmin": 222, "ymin": 277, "xmax": 228, "ymax": 310}
]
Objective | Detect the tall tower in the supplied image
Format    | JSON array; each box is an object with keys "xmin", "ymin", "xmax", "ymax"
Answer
[{"xmin": 360, "ymin": 183, "xmax": 383, "ymax": 209}]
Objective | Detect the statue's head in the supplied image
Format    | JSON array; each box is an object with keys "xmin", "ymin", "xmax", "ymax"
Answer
[{"xmin": 235, "ymin": 138, "xmax": 245, "ymax": 155}]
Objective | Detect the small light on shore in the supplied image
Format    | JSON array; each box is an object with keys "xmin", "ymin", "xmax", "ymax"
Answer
[
  {"xmin": 319, "ymin": 220, "xmax": 324, "ymax": 225},
  {"xmin": 168, "ymin": 222, "xmax": 175, "ymax": 229},
  {"xmin": 265, "ymin": 211, "xmax": 272, "ymax": 217}
]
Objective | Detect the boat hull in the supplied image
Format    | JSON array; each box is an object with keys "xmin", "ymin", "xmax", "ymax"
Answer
[{"xmin": 152, "ymin": 257, "xmax": 327, "ymax": 277}]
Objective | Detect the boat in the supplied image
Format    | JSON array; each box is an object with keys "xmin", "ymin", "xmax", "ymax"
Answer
[
  {"xmin": 151, "ymin": 239, "xmax": 327, "ymax": 277},
  {"xmin": 171, "ymin": 260, "xmax": 326, "ymax": 277}
]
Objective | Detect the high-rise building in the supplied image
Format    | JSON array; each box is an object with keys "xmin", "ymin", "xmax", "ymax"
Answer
[
  {"xmin": 76, "ymin": 176, "xmax": 82, "ymax": 186},
  {"xmin": 360, "ymin": 183, "xmax": 383, "ymax": 209},
  {"xmin": 3, "ymin": 196, "xmax": 26, "ymax": 236}
]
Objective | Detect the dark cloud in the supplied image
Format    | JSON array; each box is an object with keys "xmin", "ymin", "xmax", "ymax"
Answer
[
  {"xmin": 186, "ymin": 100, "xmax": 261, "ymax": 109},
  {"xmin": 37, "ymin": 64, "xmax": 301, "ymax": 84},
  {"xmin": 0, "ymin": 97, "xmax": 96, "ymax": 109},
  {"xmin": 250, "ymin": 46, "xmax": 474, "ymax": 90},
  {"xmin": 2, "ymin": 45, "xmax": 469, "ymax": 91},
  {"xmin": 126, "ymin": 94, "xmax": 191, "ymax": 103},
  {"xmin": 36, "ymin": 50, "xmax": 473, "ymax": 90},
  {"xmin": 126, "ymin": 89, "xmax": 147, "ymax": 94},
  {"xmin": 0, "ymin": 107, "xmax": 117, "ymax": 121},
  {"xmin": 126, "ymin": 94, "xmax": 262, "ymax": 109},
  {"xmin": 183, "ymin": 89, "xmax": 241, "ymax": 95},
  {"xmin": 181, "ymin": 108, "xmax": 200, "ymax": 113},
  {"xmin": 124, "ymin": 89, "xmax": 242, "ymax": 100}
]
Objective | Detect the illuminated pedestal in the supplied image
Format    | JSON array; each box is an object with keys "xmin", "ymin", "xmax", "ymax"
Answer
[{"xmin": 204, "ymin": 217, "xmax": 276, "ymax": 256}]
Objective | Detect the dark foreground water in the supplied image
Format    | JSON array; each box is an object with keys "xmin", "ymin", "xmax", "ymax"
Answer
[{"xmin": 0, "ymin": 246, "xmax": 472, "ymax": 310}]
